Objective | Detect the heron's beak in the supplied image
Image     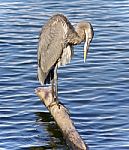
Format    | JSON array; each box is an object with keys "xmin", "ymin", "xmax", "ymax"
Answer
[
  {"xmin": 84, "ymin": 41, "xmax": 89, "ymax": 62},
  {"xmin": 84, "ymin": 32, "xmax": 90, "ymax": 62}
]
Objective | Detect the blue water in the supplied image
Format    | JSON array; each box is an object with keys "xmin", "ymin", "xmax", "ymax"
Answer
[{"xmin": 0, "ymin": 0, "xmax": 129, "ymax": 149}]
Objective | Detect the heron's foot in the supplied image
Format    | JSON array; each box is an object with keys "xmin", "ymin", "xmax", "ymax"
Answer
[
  {"xmin": 59, "ymin": 101, "xmax": 70, "ymax": 114},
  {"xmin": 54, "ymin": 96, "xmax": 61, "ymax": 109},
  {"xmin": 47, "ymin": 97, "xmax": 60, "ymax": 109},
  {"xmin": 64, "ymin": 40, "xmax": 69, "ymax": 48},
  {"xmin": 47, "ymin": 101, "xmax": 57, "ymax": 109}
]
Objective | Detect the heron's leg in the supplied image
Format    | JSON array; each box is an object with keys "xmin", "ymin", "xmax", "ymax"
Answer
[
  {"xmin": 51, "ymin": 78, "xmax": 55, "ymax": 101},
  {"xmin": 54, "ymin": 65, "xmax": 58, "ymax": 99},
  {"xmin": 54, "ymin": 65, "xmax": 61, "ymax": 109}
]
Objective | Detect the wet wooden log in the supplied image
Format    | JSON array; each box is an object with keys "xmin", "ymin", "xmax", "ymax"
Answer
[{"xmin": 35, "ymin": 87, "xmax": 88, "ymax": 150}]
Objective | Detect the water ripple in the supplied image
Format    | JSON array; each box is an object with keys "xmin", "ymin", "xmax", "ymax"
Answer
[{"xmin": 0, "ymin": 0, "xmax": 129, "ymax": 149}]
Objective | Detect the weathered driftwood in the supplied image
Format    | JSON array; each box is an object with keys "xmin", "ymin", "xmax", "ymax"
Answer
[{"xmin": 35, "ymin": 87, "xmax": 88, "ymax": 150}]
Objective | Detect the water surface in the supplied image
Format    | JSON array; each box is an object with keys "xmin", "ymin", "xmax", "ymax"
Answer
[{"xmin": 0, "ymin": 0, "xmax": 129, "ymax": 149}]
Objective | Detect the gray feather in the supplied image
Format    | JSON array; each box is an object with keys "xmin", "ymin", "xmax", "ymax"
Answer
[
  {"xmin": 37, "ymin": 14, "xmax": 76, "ymax": 84},
  {"xmin": 57, "ymin": 45, "xmax": 73, "ymax": 67}
]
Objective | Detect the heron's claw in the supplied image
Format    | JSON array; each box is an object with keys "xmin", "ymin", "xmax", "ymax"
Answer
[
  {"xmin": 54, "ymin": 96, "xmax": 61, "ymax": 109},
  {"xmin": 58, "ymin": 101, "xmax": 70, "ymax": 114},
  {"xmin": 64, "ymin": 40, "xmax": 69, "ymax": 48}
]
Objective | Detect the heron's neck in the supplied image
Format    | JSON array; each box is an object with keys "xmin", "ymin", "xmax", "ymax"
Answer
[
  {"xmin": 67, "ymin": 30, "xmax": 83, "ymax": 45},
  {"xmin": 75, "ymin": 26, "xmax": 85, "ymax": 42}
]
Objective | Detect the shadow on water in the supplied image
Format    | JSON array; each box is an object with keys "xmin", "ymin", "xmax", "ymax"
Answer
[{"xmin": 29, "ymin": 112, "xmax": 69, "ymax": 150}]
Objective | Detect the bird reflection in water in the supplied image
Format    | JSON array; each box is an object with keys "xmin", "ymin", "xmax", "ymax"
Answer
[{"xmin": 28, "ymin": 112, "xmax": 68, "ymax": 150}]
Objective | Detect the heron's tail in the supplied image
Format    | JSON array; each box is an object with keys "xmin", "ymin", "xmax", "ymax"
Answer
[
  {"xmin": 37, "ymin": 67, "xmax": 47, "ymax": 85},
  {"xmin": 37, "ymin": 66, "xmax": 54, "ymax": 85}
]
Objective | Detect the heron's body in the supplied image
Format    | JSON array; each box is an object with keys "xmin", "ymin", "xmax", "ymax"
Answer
[
  {"xmin": 37, "ymin": 14, "xmax": 94, "ymax": 96},
  {"xmin": 38, "ymin": 14, "xmax": 81, "ymax": 85}
]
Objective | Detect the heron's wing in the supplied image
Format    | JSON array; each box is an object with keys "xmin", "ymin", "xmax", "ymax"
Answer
[{"xmin": 38, "ymin": 17, "xmax": 69, "ymax": 73}]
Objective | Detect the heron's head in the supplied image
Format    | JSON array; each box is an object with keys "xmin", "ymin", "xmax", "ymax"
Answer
[{"xmin": 75, "ymin": 21, "xmax": 94, "ymax": 62}]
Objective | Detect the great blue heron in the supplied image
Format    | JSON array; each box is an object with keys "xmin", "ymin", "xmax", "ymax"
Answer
[{"xmin": 37, "ymin": 14, "xmax": 94, "ymax": 99}]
